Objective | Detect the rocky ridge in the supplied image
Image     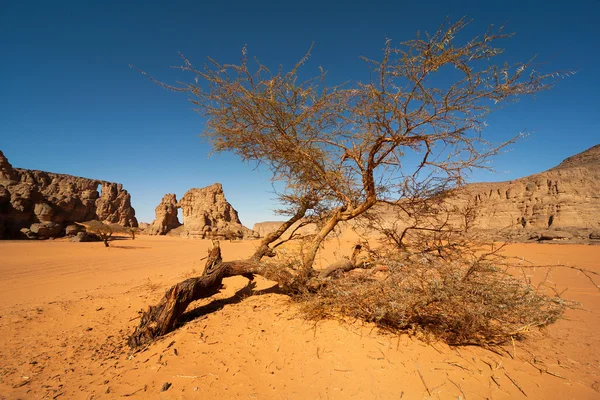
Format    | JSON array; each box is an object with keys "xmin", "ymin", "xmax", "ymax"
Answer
[
  {"xmin": 0, "ymin": 150, "xmax": 137, "ymax": 239},
  {"xmin": 253, "ymin": 144, "xmax": 600, "ymax": 242},
  {"xmin": 464, "ymin": 144, "xmax": 600, "ymax": 237}
]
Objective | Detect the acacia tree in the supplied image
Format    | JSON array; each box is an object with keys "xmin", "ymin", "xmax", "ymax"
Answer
[
  {"xmin": 76, "ymin": 220, "xmax": 114, "ymax": 247},
  {"xmin": 129, "ymin": 19, "xmax": 566, "ymax": 347}
]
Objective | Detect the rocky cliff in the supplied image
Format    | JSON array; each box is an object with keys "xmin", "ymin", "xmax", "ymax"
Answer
[
  {"xmin": 253, "ymin": 145, "xmax": 600, "ymax": 241},
  {"xmin": 464, "ymin": 144, "xmax": 600, "ymax": 236},
  {"xmin": 252, "ymin": 221, "xmax": 285, "ymax": 238},
  {"xmin": 0, "ymin": 150, "xmax": 138, "ymax": 239}
]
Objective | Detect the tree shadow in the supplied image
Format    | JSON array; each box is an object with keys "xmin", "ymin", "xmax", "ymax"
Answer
[
  {"xmin": 109, "ymin": 245, "xmax": 150, "ymax": 250},
  {"xmin": 179, "ymin": 281, "xmax": 283, "ymax": 326}
]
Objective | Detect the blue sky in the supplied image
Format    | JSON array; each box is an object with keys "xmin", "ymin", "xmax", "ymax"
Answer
[{"xmin": 1, "ymin": 0, "xmax": 598, "ymax": 226}]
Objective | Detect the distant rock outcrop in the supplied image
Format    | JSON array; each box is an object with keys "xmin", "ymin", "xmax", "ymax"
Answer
[
  {"xmin": 0, "ymin": 150, "xmax": 18, "ymax": 182},
  {"xmin": 0, "ymin": 150, "xmax": 138, "ymax": 239},
  {"xmin": 252, "ymin": 221, "xmax": 286, "ymax": 238},
  {"xmin": 253, "ymin": 144, "xmax": 600, "ymax": 242},
  {"xmin": 177, "ymin": 183, "xmax": 257, "ymax": 239},
  {"xmin": 463, "ymin": 144, "xmax": 600, "ymax": 237},
  {"xmin": 252, "ymin": 220, "xmax": 317, "ymax": 239},
  {"xmin": 147, "ymin": 194, "xmax": 181, "ymax": 235},
  {"xmin": 96, "ymin": 182, "xmax": 137, "ymax": 227},
  {"xmin": 147, "ymin": 184, "xmax": 258, "ymax": 239}
]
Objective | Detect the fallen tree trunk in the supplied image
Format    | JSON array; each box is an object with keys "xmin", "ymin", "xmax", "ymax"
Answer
[
  {"xmin": 318, "ymin": 244, "xmax": 363, "ymax": 279},
  {"xmin": 128, "ymin": 242, "xmax": 260, "ymax": 348},
  {"xmin": 129, "ymin": 241, "xmax": 363, "ymax": 348}
]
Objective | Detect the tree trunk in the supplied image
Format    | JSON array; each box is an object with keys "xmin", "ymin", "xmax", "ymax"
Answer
[
  {"xmin": 128, "ymin": 242, "xmax": 260, "ymax": 348},
  {"xmin": 251, "ymin": 201, "xmax": 311, "ymax": 261},
  {"xmin": 302, "ymin": 198, "xmax": 377, "ymax": 270},
  {"xmin": 302, "ymin": 213, "xmax": 342, "ymax": 270},
  {"xmin": 317, "ymin": 245, "xmax": 363, "ymax": 278},
  {"xmin": 129, "ymin": 203, "xmax": 363, "ymax": 348}
]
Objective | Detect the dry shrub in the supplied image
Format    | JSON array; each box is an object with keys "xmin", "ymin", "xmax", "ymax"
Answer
[
  {"xmin": 306, "ymin": 259, "xmax": 571, "ymax": 345},
  {"xmin": 296, "ymin": 247, "xmax": 573, "ymax": 345},
  {"xmin": 265, "ymin": 199, "xmax": 580, "ymax": 346},
  {"xmin": 285, "ymin": 195, "xmax": 579, "ymax": 345}
]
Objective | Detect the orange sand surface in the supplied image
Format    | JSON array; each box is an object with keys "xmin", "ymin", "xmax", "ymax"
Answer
[{"xmin": 0, "ymin": 236, "xmax": 599, "ymax": 399}]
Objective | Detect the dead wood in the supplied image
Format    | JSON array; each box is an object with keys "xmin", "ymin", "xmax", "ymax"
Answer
[
  {"xmin": 318, "ymin": 259, "xmax": 356, "ymax": 279},
  {"xmin": 318, "ymin": 244, "xmax": 364, "ymax": 279},
  {"xmin": 128, "ymin": 240, "xmax": 363, "ymax": 348},
  {"xmin": 128, "ymin": 242, "xmax": 260, "ymax": 348}
]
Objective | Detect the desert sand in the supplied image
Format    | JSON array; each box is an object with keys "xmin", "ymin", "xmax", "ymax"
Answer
[{"xmin": 0, "ymin": 235, "xmax": 599, "ymax": 399}]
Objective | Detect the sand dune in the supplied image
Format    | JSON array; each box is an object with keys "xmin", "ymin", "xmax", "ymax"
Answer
[{"xmin": 0, "ymin": 236, "xmax": 598, "ymax": 399}]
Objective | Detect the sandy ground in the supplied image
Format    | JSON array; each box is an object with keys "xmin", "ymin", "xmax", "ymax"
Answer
[{"xmin": 0, "ymin": 235, "xmax": 599, "ymax": 399}]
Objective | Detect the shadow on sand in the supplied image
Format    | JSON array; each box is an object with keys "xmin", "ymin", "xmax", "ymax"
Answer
[
  {"xmin": 109, "ymin": 245, "xmax": 151, "ymax": 250},
  {"xmin": 179, "ymin": 281, "xmax": 282, "ymax": 326}
]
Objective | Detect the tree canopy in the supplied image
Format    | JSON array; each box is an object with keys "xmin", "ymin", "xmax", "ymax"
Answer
[{"xmin": 136, "ymin": 18, "xmax": 566, "ymax": 269}]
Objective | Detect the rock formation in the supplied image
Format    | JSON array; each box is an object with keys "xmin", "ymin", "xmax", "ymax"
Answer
[
  {"xmin": 463, "ymin": 144, "xmax": 600, "ymax": 237},
  {"xmin": 147, "ymin": 194, "xmax": 181, "ymax": 235},
  {"xmin": 252, "ymin": 221, "xmax": 285, "ymax": 238},
  {"xmin": 0, "ymin": 150, "xmax": 138, "ymax": 239},
  {"xmin": 0, "ymin": 150, "xmax": 18, "ymax": 182},
  {"xmin": 95, "ymin": 182, "xmax": 137, "ymax": 226},
  {"xmin": 148, "ymin": 184, "xmax": 258, "ymax": 239},
  {"xmin": 253, "ymin": 144, "xmax": 600, "ymax": 242},
  {"xmin": 177, "ymin": 183, "xmax": 257, "ymax": 239}
]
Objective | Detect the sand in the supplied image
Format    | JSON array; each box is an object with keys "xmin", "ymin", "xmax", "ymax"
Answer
[{"xmin": 0, "ymin": 235, "xmax": 599, "ymax": 399}]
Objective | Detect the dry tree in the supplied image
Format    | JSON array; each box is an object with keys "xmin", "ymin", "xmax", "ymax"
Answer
[
  {"xmin": 76, "ymin": 220, "xmax": 114, "ymax": 247},
  {"xmin": 129, "ymin": 18, "xmax": 573, "ymax": 348}
]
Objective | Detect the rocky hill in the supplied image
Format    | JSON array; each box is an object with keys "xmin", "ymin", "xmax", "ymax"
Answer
[
  {"xmin": 149, "ymin": 184, "xmax": 257, "ymax": 239},
  {"xmin": 254, "ymin": 145, "xmax": 600, "ymax": 241},
  {"xmin": 464, "ymin": 144, "xmax": 600, "ymax": 238},
  {"xmin": 0, "ymin": 150, "xmax": 137, "ymax": 239}
]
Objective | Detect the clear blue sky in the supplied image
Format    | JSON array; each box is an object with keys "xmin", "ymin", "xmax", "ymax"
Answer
[{"xmin": 1, "ymin": 0, "xmax": 598, "ymax": 226}]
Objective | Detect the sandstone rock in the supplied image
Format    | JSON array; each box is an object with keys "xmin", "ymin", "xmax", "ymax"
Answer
[
  {"xmin": 252, "ymin": 221, "xmax": 285, "ymax": 238},
  {"xmin": 552, "ymin": 144, "xmax": 600, "ymax": 170},
  {"xmin": 20, "ymin": 227, "xmax": 36, "ymax": 239},
  {"xmin": 537, "ymin": 230, "xmax": 574, "ymax": 241},
  {"xmin": 148, "ymin": 194, "xmax": 181, "ymax": 235},
  {"xmin": 137, "ymin": 222, "xmax": 150, "ymax": 230},
  {"xmin": 70, "ymin": 231, "xmax": 100, "ymax": 242},
  {"xmin": 0, "ymin": 185, "xmax": 10, "ymax": 205},
  {"xmin": 34, "ymin": 202, "xmax": 54, "ymax": 222},
  {"xmin": 590, "ymin": 231, "xmax": 600, "ymax": 240},
  {"xmin": 30, "ymin": 222, "xmax": 62, "ymax": 238},
  {"xmin": 95, "ymin": 182, "xmax": 137, "ymax": 227},
  {"xmin": 177, "ymin": 183, "xmax": 256, "ymax": 239},
  {"xmin": 165, "ymin": 224, "xmax": 187, "ymax": 237},
  {"xmin": 65, "ymin": 224, "xmax": 82, "ymax": 236},
  {"xmin": 457, "ymin": 144, "xmax": 600, "ymax": 236},
  {"xmin": 0, "ymin": 150, "xmax": 138, "ymax": 239},
  {"xmin": 0, "ymin": 150, "xmax": 18, "ymax": 183},
  {"xmin": 0, "ymin": 186, "xmax": 10, "ymax": 239},
  {"xmin": 252, "ymin": 220, "xmax": 317, "ymax": 238},
  {"xmin": 528, "ymin": 232, "xmax": 541, "ymax": 240},
  {"xmin": 293, "ymin": 144, "xmax": 600, "ymax": 243}
]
